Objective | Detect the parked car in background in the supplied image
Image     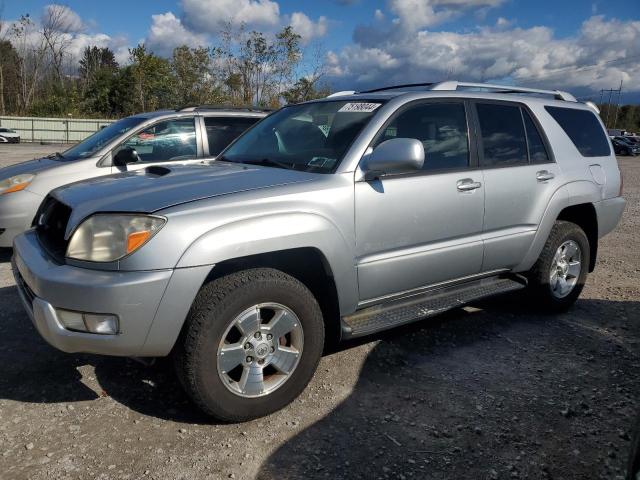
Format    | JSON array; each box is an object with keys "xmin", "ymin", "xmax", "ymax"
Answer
[
  {"xmin": 612, "ymin": 136, "xmax": 640, "ymax": 156},
  {"xmin": 624, "ymin": 135, "xmax": 640, "ymax": 145},
  {"xmin": 11, "ymin": 81, "xmax": 625, "ymax": 421},
  {"xmin": 0, "ymin": 107, "xmax": 267, "ymax": 247},
  {"xmin": 0, "ymin": 127, "xmax": 20, "ymax": 143}
]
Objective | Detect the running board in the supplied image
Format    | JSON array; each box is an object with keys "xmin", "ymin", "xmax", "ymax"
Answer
[{"xmin": 341, "ymin": 275, "xmax": 526, "ymax": 339}]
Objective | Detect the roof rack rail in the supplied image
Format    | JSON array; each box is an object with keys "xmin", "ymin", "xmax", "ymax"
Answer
[
  {"xmin": 177, "ymin": 105, "xmax": 274, "ymax": 113},
  {"xmin": 359, "ymin": 82, "xmax": 435, "ymax": 94},
  {"xmin": 430, "ymin": 81, "xmax": 577, "ymax": 102}
]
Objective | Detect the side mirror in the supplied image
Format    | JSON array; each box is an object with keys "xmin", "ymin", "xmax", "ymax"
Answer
[
  {"xmin": 113, "ymin": 147, "xmax": 140, "ymax": 168},
  {"xmin": 361, "ymin": 138, "xmax": 424, "ymax": 180}
]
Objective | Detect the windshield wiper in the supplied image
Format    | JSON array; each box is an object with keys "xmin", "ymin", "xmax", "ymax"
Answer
[
  {"xmin": 46, "ymin": 152, "xmax": 65, "ymax": 160},
  {"xmin": 238, "ymin": 158, "xmax": 292, "ymax": 170}
]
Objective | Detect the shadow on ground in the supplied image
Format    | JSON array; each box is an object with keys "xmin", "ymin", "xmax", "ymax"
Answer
[
  {"xmin": 256, "ymin": 293, "xmax": 640, "ymax": 480},
  {"xmin": 1, "ymin": 271, "xmax": 639, "ymax": 478}
]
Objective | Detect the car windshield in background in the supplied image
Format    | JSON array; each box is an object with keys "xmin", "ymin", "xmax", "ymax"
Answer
[
  {"xmin": 219, "ymin": 100, "xmax": 385, "ymax": 173},
  {"xmin": 60, "ymin": 116, "xmax": 147, "ymax": 160}
]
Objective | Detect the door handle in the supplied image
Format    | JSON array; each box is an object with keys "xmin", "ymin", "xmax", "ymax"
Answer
[
  {"xmin": 456, "ymin": 179, "xmax": 482, "ymax": 192},
  {"xmin": 536, "ymin": 170, "xmax": 555, "ymax": 182}
]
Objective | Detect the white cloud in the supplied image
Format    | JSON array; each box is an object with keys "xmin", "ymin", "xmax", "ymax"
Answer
[
  {"xmin": 146, "ymin": 12, "xmax": 209, "ymax": 56},
  {"xmin": 181, "ymin": 0, "xmax": 281, "ymax": 32},
  {"xmin": 290, "ymin": 12, "xmax": 328, "ymax": 42},
  {"xmin": 389, "ymin": 0, "xmax": 504, "ymax": 30},
  {"xmin": 43, "ymin": 4, "xmax": 85, "ymax": 33},
  {"xmin": 328, "ymin": 16, "xmax": 640, "ymax": 94}
]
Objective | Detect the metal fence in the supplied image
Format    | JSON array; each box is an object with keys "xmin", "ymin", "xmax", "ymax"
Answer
[{"xmin": 0, "ymin": 116, "xmax": 115, "ymax": 143}]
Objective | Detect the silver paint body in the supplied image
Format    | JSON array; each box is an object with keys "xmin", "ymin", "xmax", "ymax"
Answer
[
  {"xmin": 12, "ymin": 90, "xmax": 626, "ymax": 356},
  {"xmin": 0, "ymin": 110, "xmax": 266, "ymax": 247}
]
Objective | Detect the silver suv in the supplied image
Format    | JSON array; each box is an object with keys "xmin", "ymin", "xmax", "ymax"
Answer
[
  {"xmin": 0, "ymin": 107, "xmax": 266, "ymax": 247},
  {"xmin": 12, "ymin": 81, "xmax": 625, "ymax": 421}
]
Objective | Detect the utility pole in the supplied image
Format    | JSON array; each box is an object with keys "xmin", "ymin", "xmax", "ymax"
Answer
[
  {"xmin": 600, "ymin": 82, "xmax": 623, "ymax": 129},
  {"xmin": 613, "ymin": 79, "xmax": 623, "ymax": 129}
]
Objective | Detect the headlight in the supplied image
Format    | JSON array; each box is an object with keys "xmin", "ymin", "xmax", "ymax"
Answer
[
  {"xmin": 66, "ymin": 214, "xmax": 166, "ymax": 262},
  {"xmin": 0, "ymin": 173, "xmax": 35, "ymax": 194}
]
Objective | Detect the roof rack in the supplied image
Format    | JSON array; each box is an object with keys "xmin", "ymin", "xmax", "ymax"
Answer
[
  {"xmin": 359, "ymin": 83, "xmax": 435, "ymax": 94},
  {"xmin": 353, "ymin": 80, "xmax": 577, "ymax": 102},
  {"xmin": 430, "ymin": 81, "xmax": 577, "ymax": 102},
  {"xmin": 177, "ymin": 105, "xmax": 274, "ymax": 113}
]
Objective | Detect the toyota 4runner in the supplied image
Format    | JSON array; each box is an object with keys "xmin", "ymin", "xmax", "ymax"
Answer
[{"xmin": 12, "ymin": 81, "xmax": 625, "ymax": 421}]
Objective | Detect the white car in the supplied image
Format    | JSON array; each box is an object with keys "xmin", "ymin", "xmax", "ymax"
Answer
[
  {"xmin": 0, "ymin": 128, "xmax": 21, "ymax": 143},
  {"xmin": 0, "ymin": 107, "xmax": 267, "ymax": 247}
]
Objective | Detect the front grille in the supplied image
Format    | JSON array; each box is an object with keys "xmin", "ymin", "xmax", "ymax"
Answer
[
  {"xmin": 15, "ymin": 267, "xmax": 36, "ymax": 305},
  {"xmin": 35, "ymin": 196, "xmax": 72, "ymax": 263}
]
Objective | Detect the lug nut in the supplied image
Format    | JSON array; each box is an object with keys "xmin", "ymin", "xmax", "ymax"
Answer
[
  {"xmin": 246, "ymin": 356, "xmax": 253, "ymax": 363},
  {"xmin": 258, "ymin": 359, "xmax": 265, "ymax": 365},
  {"xmin": 266, "ymin": 333, "xmax": 273, "ymax": 340},
  {"xmin": 270, "ymin": 347, "xmax": 275, "ymax": 353},
  {"xmin": 244, "ymin": 343, "xmax": 251, "ymax": 350},
  {"xmin": 254, "ymin": 332, "xmax": 262, "ymax": 339}
]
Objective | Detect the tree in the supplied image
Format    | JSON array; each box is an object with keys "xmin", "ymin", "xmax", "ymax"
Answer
[
  {"xmin": 282, "ymin": 77, "xmax": 330, "ymax": 104},
  {"xmin": 41, "ymin": 5, "xmax": 78, "ymax": 86},
  {"xmin": 171, "ymin": 45, "xmax": 222, "ymax": 106},
  {"xmin": 10, "ymin": 14, "xmax": 48, "ymax": 114},
  {"xmin": 129, "ymin": 44, "xmax": 173, "ymax": 112}
]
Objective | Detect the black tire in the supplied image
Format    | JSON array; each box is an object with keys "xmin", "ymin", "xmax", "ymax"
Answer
[
  {"xmin": 526, "ymin": 220, "xmax": 590, "ymax": 312},
  {"xmin": 173, "ymin": 268, "xmax": 324, "ymax": 422}
]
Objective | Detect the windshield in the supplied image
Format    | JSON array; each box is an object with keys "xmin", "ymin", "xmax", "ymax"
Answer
[
  {"xmin": 219, "ymin": 100, "xmax": 384, "ymax": 173},
  {"xmin": 60, "ymin": 116, "xmax": 146, "ymax": 160},
  {"xmin": 0, "ymin": 128, "xmax": 15, "ymax": 133}
]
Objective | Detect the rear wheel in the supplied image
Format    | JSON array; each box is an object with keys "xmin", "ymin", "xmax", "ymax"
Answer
[
  {"xmin": 526, "ymin": 221, "xmax": 589, "ymax": 312},
  {"xmin": 173, "ymin": 268, "xmax": 324, "ymax": 422}
]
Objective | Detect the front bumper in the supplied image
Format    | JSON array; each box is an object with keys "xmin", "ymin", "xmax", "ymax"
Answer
[
  {"xmin": 0, "ymin": 189, "xmax": 43, "ymax": 247},
  {"xmin": 12, "ymin": 229, "xmax": 211, "ymax": 356}
]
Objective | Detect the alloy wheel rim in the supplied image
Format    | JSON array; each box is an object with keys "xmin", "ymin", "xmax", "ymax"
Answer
[
  {"xmin": 217, "ymin": 303, "xmax": 304, "ymax": 398},
  {"xmin": 549, "ymin": 240, "xmax": 582, "ymax": 299}
]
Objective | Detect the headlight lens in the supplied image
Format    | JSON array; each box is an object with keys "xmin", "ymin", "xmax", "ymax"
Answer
[
  {"xmin": 66, "ymin": 214, "xmax": 166, "ymax": 262},
  {"xmin": 0, "ymin": 173, "xmax": 35, "ymax": 194}
]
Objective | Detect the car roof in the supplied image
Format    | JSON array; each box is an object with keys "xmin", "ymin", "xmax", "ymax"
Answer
[
  {"xmin": 308, "ymin": 80, "xmax": 596, "ymax": 112},
  {"xmin": 130, "ymin": 108, "xmax": 268, "ymax": 121}
]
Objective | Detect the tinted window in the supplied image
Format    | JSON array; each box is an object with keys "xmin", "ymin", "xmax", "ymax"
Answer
[
  {"xmin": 117, "ymin": 117, "xmax": 197, "ymax": 163},
  {"xmin": 205, "ymin": 116, "xmax": 260, "ymax": 156},
  {"xmin": 374, "ymin": 103, "xmax": 469, "ymax": 171},
  {"xmin": 523, "ymin": 109, "xmax": 550, "ymax": 163},
  {"xmin": 545, "ymin": 106, "xmax": 611, "ymax": 157},
  {"xmin": 477, "ymin": 103, "xmax": 527, "ymax": 167}
]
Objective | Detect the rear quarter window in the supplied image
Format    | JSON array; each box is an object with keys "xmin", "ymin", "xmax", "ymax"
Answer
[{"xmin": 545, "ymin": 106, "xmax": 611, "ymax": 157}]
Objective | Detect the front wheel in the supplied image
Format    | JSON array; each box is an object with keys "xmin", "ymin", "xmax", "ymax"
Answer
[
  {"xmin": 526, "ymin": 220, "xmax": 590, "ymax": 312},
  {"xmin": 173, "ymin": 268, "xmax": 325, "ymax": 422}
]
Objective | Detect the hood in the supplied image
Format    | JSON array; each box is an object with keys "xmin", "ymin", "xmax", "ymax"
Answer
[
  {"xmin": 0, "ymin": 157, "xmax": 64, "ymax": 179},
  {"xmin": 52, "ymin": 162, "xmax": 318, "ymax": 233}
]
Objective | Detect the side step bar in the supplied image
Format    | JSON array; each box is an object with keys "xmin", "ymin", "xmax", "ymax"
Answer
[{"xmin": 341, "ymin": 275, "xmax": 526, "ymax": 339}]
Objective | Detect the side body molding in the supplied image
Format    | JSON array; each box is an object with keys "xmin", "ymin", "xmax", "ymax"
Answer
[{"xmin": 176, "ymin": 212, "xmax": 359, "ymax": 315}]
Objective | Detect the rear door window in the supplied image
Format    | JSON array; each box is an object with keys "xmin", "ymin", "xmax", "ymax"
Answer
[
  {"xmin": 476, "ymin": 103, "xmax": 528, "ymax": 167},
  {"xmin": 545, "ymin": 106, "xmax": 611, "ymax": 157},
  {"xmin": 205, "ymin": 116, "xmax": 260, "ymax": 156}
]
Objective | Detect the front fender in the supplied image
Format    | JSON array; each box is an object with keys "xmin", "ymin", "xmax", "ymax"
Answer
[{"xmin": 176, "ymin": 212, "xmax": 359, "ymax": 315}]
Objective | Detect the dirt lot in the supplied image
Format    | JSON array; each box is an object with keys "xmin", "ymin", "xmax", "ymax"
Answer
[{"xmin": 0, "ymin": 148, "xmax": 639, "ymax": 480}]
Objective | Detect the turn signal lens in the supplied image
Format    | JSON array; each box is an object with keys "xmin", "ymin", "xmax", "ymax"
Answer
[
  {"xmin": 0, "ymin": 174, "xmax": 35, "ymax": 194},
  {"xmin": 127, "ymin": 230, "xmax": 151, "ymax": 253}
]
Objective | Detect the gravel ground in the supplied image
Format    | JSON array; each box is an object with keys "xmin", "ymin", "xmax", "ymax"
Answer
[{"xmin": 0, "ymin": 148, "xmax": 638, "ymax": 480}]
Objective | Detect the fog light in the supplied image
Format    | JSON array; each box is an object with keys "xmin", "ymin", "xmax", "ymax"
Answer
[
  {"xmin": 56, "ymin": 308, "xmax": 119, "ymax": 335},
  {"xmin": 83, "ymin": 314, "xmax": 119, "ymax": 334},
  {"xmin": 57, "ymin": 309, "xmax": 87, "ymax": 332}
]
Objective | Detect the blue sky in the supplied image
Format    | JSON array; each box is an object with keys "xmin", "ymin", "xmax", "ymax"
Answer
[{"xmin": 4, "ymin": 0, "xmax": 640, "ymax": 100}]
